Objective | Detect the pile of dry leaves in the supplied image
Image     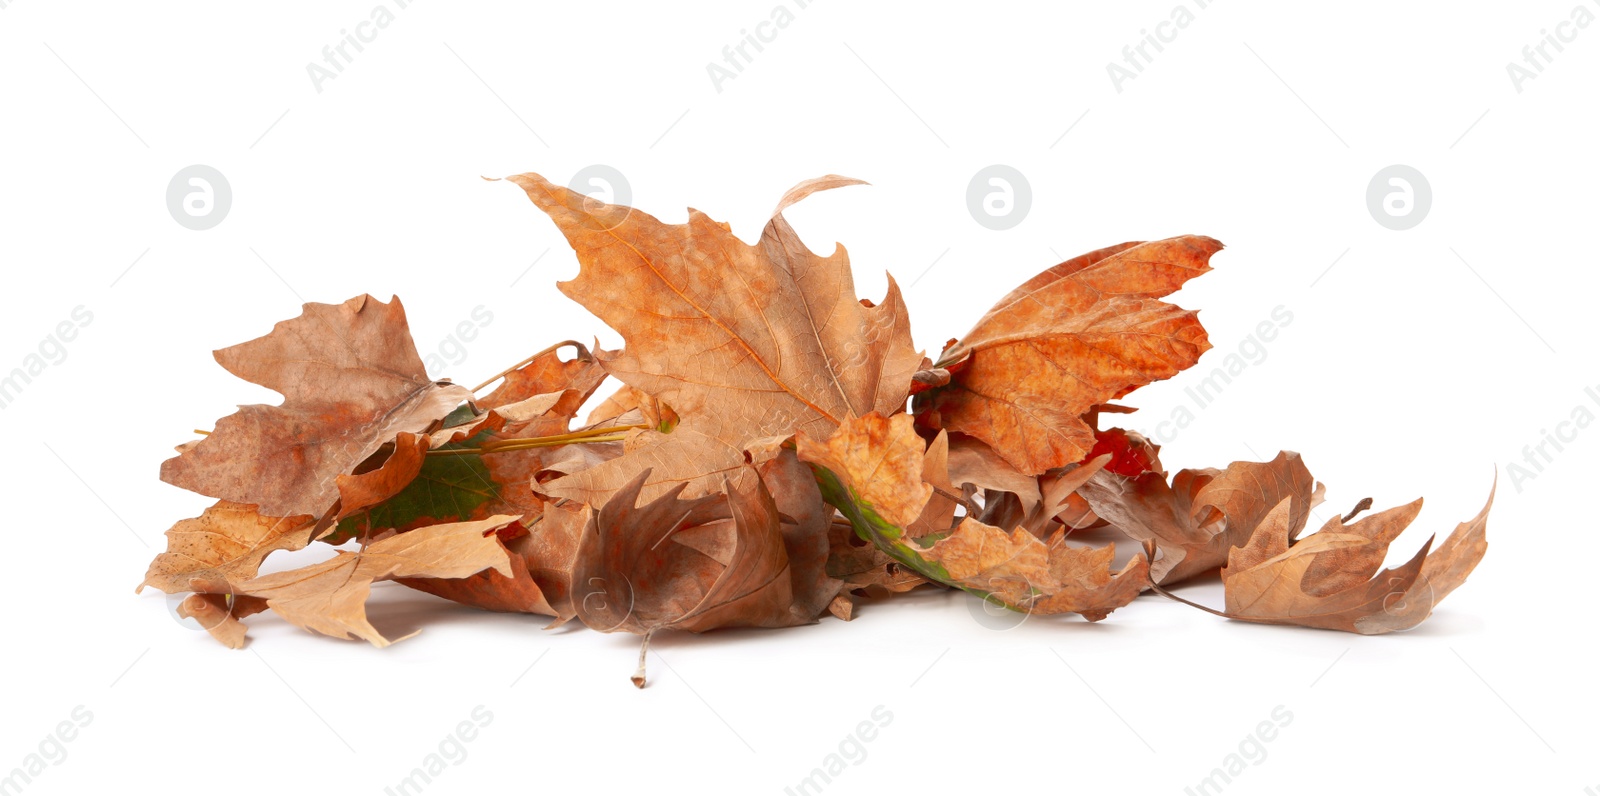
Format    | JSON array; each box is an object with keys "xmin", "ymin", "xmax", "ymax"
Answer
[{"xmin": 138, "ymin": 174, "xmax": 1493, "ymax": 686}]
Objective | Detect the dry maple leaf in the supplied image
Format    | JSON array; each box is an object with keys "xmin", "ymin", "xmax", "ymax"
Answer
[
  {"xmin": 1215, "ymin": 481, "xmax": 1493, "ymax": 633},
  {"xmin": 913, "ymin": 237, "xmax": 1218, "ymax": 475},
  {"xmin": 160, "ymin": 295, "xmax": 473, "ymax": 518},
  {"xmin": 799, "ymin": 412, "xmax": 1142, "ymax": 620},
  {"xmin": 1077, "ymin": 450, "xmax": 1321, "ymax": 585},
  {"xmin": 237, "ymin": 515, "xmax": 520, "ymax": 647},
  {"xmin": 138, "ymin": 501, "xmax": 317, "ymax": 595},
  {"xmin": 508, "ymin": 172, "xmax": 922, "ymax": 507}
]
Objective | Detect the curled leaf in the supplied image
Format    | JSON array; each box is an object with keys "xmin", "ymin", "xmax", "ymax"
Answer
[{"xmin": 1218, "ymin": 480, "xmax": 1493, "ymax": 633}]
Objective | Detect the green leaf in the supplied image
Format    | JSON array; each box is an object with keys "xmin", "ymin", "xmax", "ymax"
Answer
[{"xmin": 328, "ymin": 432, "xmax": 499, "ymax": 543}]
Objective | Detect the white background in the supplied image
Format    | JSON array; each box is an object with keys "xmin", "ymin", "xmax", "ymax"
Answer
[{"xmin": 1, "ymin": 1, "xmax": 1595, "ymax": 794}]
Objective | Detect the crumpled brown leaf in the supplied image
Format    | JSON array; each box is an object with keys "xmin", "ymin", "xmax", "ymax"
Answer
[
  {"xmin": 1078, "ymin": 450, "xmax": 1321, "ymax": 585},
  {"xmin": 174, "ymin": 593, "xmax": 269, "ymax": 650},
  {"xmin": 570, "ymin": 469, "xmax": 811, "ymax": 639},
  {"xmin": 918, "ymin": 517, "xmax": 1149, "ymax": 621},
  {"xmin": 398, "ymin": 502, "xmax": 589, "ymax": 623},
  {"xmin": 237, "ymin": 515, "xmax": 521, "ymax": 647},
  {"xmin": 160, "ymin": 295, "xmax": 472, "ymax": 518},
  {"xmin": 914, "ymin": 237, "xmax": 1218, "ymax": 475},
  {"xmin": 509, "ymin": 172, "xmax": 922, "ymax": 506},
  {"xmin": 1219, "ymin": 481, "xmax": 1493, "ymax": 633},
  {"xmin": 138, "ymin": 501, "xmax": 317, "ymax": 595}
]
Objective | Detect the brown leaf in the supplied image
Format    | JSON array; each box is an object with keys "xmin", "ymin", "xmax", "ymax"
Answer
[
  {"xmin": 335, "ymin": 432, "xmax": 429, "ymax": 521},
  {"xmin": 948, "ymin": 436, "xmax": 1041, "ymax": 516},
  {"xmin": 238, "ymin": 515, "xmax": 520, "ymax": 647},
  {"xmin": 509, "ymin": 172, "xmax": 922, "ymax": 506},
  {"xmin": 399, "ymin": 503, "xmax": 589, "ymax": 622},
  {"xmin": 1219, "ymin": 480, "xmax": 1493, "ymax": 633},
  {"xmin": 916, "ymin": 518, "xmax": 1148, "ymax": 621},
  {"xmin": 905, "ymin": 430, "xmax": 959, "ymax": 538},
  {"xmin": 586, "ymin": 383, "xmax": 678, "ymax": 431},
  {"xmin": 1078, "ymin": 450, "xmax": 1320, "ymax": 585},
  {"xmin": 571, "ymin": 469, "xmax": 806, "ymax": 637},
  {"xmin": 479, "ymin": 342, "xmax": 605, "ymax": 412},
  {"xmin": 176, "ymin": 593, "xmax": 269, "ymax": 650},
  {"xmin": 419, "ymin": 346, "xmax": 611, "ymax": 525},
  {"xmin": 794, "ymin": 411, "xmax": 933, "ymax": 530},
  {"xmin": 826, "ymin": 517, "xmax": 930, "ymax": 596},
  {"xmin": 160, "ymin": 295, "xmax": 473, "ymax": 517},
  {"xmin": 753, "ymin": 447, "xmax": 847, "ymax": 624},
  {"xmin": 138, "ymin": 501, "xmax": 317, "ymax": 595},
  {"xmin": 914, "ymin": 237, "xmax": 1218, "ymax": 474}
]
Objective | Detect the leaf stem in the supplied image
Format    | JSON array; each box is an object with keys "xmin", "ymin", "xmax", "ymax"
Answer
[
  {"xmin": 632, "ymin": 629, "xmax": 654, "ymax": 689},
  {"xmin": 425, "ymin": 424, "xmax": 644, "ymax": 457},
  {"xmin": 471, "ymin": 340, "xmax": 591, "ymax": 394},
  {"xmin": 1144, "ymin": 575, "xmax": 1233, "ymax": 619},
  {"xmin": 1340, "ymin": 497, "xmax": 1374, "ymax": 523}
]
